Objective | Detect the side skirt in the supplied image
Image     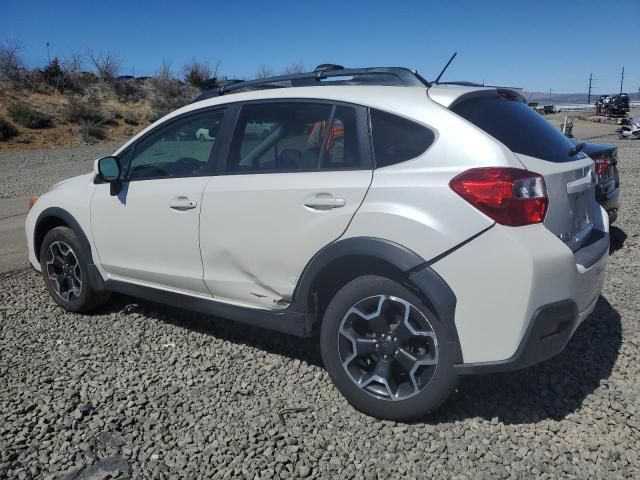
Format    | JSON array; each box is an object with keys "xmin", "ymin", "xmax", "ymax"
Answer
[{"xmin": 104, "ymin": 279, "xmax": 314, "ymax": 338}]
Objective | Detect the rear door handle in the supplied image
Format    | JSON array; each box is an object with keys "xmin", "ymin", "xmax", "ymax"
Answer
[
  {"xmin": 169, "ymin": 197, "xmax": 198, "ymax": 211},
  {"xmin": 304, "ymin": 194, "xmax": 346, "ymax": 210}
]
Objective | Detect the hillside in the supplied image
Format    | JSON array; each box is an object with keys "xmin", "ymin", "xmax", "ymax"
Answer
[{"xmin": 0, "ymin": 72, "xmax": 202, "ymax": 152}]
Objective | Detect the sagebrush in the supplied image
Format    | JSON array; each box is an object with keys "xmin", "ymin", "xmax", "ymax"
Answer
[{"xmin": 8, "ymin": 102, "xmax": 53, "ymax": 129}]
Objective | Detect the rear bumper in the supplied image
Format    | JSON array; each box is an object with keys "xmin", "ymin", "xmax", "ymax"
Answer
[
  {"xmin": 432, "ymin": 222, "xmax": 608, "ymax": 365},
  {"xmin": 599, "ymin": 186, "xmax": 620, "ymax": 222},
  {"xmin": 455, "ymin": 299, "xmax": 579, "ymax": 374}
]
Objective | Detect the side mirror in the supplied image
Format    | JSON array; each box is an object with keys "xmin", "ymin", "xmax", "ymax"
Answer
[
  {"xmin": 96, "ymin": 156, "xmax": 123, "ymax": 196},
  {"xmin": 97, "ymin": 156, "xmax": 121, "ymax": 181}
]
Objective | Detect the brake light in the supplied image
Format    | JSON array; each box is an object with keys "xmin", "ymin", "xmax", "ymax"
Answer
[
  {"xmin": 592, "ymin": 156, "xmax": 611, "ymax": 177},
  {"xmin": 449, "ymin": 167, "xmax": 548, "ymax": 226}
]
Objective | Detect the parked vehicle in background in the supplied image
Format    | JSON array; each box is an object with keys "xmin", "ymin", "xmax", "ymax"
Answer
[
  {"xmin": 572, "ymin": 140, "xmax": 620, "ymax": 223},
  {"xmin": 529, "ymin": 103, "xmax": 560, "ymax": 115},
  {"xmin": 25, "ymin": 65, "xmax": 610, "ymax": 420},
  {"xmin": 619, "ymin": 115, "xmax": 640, "ymax": 140},
  {"xmin": 596, "ymin": 93, "xmax": 629, "ymax": 117},
  {"xmin": 614, "ymin": 93, "xmax": 630, "ymax": 112}
]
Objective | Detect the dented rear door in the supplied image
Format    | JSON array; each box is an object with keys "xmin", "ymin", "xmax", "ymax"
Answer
[{"xmin": 199, "ymin": 101, "xmax": 373, "ymax": 310}]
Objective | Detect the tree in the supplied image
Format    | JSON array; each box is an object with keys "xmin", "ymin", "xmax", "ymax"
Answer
[
  {"xmin": 281, "ymin": 62, "xmax": 304, "ymax": 75},
  {"xmin": 87, "ymin": 50, "xmax": 121, "ymax": 79},
  {"xmin": 255, "ymin": 65, "xmax": 274, "ymax": 79},
  {"xmin": 0, "ymin": 38, "xmax": 26, "ymax": 88},
  {"xmin": 62, "ymin": 53, "xmax": 83, "ymax": 75},
  {"xmin": 41, "ymin": 57, "xmax": 65, "ymax": 92}
]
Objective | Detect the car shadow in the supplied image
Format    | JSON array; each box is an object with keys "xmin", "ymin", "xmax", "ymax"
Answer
[
  {"xmin": 96, "ymin": 293, "xmax": 324, "ymax": 367},
  {"xmin": 95, "ymin": 293, "xmax": 620, "ymax": 425},
  {"xmin": 429, "ymin": 295, "xmax": 621, "ymax": 425},
  {"xmin": 609, "ymin": 225, "xmax": 627, "ymax": 254}
]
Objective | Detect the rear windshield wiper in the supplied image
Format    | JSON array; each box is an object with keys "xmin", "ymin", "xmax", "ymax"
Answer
[{"xmin": 568, "ymin": 142, "xmax": 585, "ymax": 157}]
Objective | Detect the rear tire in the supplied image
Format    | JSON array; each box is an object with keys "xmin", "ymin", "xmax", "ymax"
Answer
[
  {"xmin": 39, "ymin": 226, "xmax": 110, "ymax": 312},
  {"xmin": 320, "ymin": 275, "xmax": 457, "ymax": 421}
]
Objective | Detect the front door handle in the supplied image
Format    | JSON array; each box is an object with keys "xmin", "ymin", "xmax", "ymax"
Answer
[
  {"xmin": 304, "ymin": 194, "xmax": 346, "ymax": 210},
  {"xmin": 169, "ymin": 197, "xmax": 198, "ymax": 211}
]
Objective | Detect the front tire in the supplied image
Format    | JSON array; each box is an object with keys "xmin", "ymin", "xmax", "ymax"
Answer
[
  {"xmin": 320, "ymin": 275, "xmax": 457, "ymax": 420},
  {"xmin": 39, "ymin": 226, "xmax": 110, "ymax": 312}
]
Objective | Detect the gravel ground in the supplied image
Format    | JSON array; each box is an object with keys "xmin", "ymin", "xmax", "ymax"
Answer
[
  {"xmin": 1, "ymin": 135, "xmax": 639, "ymax": 479},
  {"xmin": 0, "ymin": 142, "xmax": 121, "ymax": 200}
]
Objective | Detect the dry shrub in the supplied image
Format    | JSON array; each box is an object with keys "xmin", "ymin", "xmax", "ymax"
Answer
[
  {"xmin": 64, "ymin": 96, "xmax": 104, "ymax": 124},
  {"xmin": 183, "ymin": 59, "xmax": 219, "ymax": 89},
  {"xmin": 123, "ymin": 112, "xmax": 139, "ymax": 125},
  {"xmin": 113, "ymin": 78, "xmax": 146, "ymax": 103},
  {"xmin": 8, "ymin": 102, "xmax": 53, "ymax": 129},
  {"xmin": 148, "ymin": 67, "xmax": 196, "ymax": 121},
  {"xmin": 0, "ymin": 116, "xmax": 18, "ymax": 140},
  {"xmin": 76, "ymin": 119, "xmax": 106, "ymax": 143}
]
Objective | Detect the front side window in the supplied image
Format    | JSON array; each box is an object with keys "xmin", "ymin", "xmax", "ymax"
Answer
[
  {"xmin": 226, "ymin": 102, "xmax": 363, "ymax": 173},
  {"xmin": 127, "ymin": 109, "xmax": 225, "ymax": 180}
]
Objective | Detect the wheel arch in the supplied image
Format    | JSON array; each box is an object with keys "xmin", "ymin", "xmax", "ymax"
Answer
[
  {"xmin": 34, "ymin": 207, "xmax": 93, "ymax": 263},
  {"xmin": 34, "ymin": 207, "xmax": 106, "ymax": 292},
  {"xmin": 290, "ymin": 237, "xmax": 463, "ymax": 362}
]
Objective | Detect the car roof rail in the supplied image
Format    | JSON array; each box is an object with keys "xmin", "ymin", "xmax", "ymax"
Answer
[{"xmin": 190, "ymin": 65, "xmax": 430, "ymax": 103}]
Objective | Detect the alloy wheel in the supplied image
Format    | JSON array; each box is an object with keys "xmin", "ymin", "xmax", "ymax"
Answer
[
  {"xmin": 338, "ymin": 295, "xmax": 439, "ymax": 401},
  {"xmin": 46, "ymin": 241, "xmax": 82, "ymax": 302}
]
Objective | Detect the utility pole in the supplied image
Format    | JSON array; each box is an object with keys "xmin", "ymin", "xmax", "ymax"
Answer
[
  {"xmin": 587, "ymin": 73, "xmax": 593, "ymax": 104},
  {"xmin": 46, "ymin": 42, "xmax": 50, "ymax": 63},
  {"xmin": 620, "ymin": 66, "xmax": 625, "ymax": 94}
]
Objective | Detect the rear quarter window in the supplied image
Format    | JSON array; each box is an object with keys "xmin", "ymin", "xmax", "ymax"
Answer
[
  {"xmin": 370, "ymin": 109, "xmax": 435, "ymax": 167},
  {"xmin": 451, "ymin": 93, "xmax": 583, "ymax": 163}
]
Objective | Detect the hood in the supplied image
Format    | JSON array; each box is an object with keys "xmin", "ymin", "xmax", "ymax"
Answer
[{"xmin": 47, "ymin": 172, "xmax": 95, "ymax": 193}]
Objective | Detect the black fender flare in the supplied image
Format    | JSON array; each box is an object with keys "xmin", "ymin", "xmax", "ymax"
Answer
[
  {"xmin": 34, "ymin": 207, "xmax": 105, "ymax": 291},
  {"xmin": 290, "ymin": 237, "xmax": 462, "ymax": 362}
]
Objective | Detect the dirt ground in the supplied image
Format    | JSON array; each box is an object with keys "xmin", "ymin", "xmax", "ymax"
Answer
[{"xmin": 545, "ymin": 108, "xmax": 640, "ymax": 141}]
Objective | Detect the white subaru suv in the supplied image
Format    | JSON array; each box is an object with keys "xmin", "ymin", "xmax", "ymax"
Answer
[{"xmin": 25, "ymin": 66, "xmax": 609, "ymax": 420}]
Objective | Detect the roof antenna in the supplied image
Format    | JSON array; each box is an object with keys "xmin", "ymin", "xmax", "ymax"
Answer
[{"xmin": 434, "ymin": 52, "xmax": 457, "ymax": 84}]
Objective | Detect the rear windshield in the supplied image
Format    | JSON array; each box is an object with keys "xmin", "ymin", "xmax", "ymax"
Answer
[{"xmin": 451, "ymin": 93, "xmax": 584, "ymax": 162}]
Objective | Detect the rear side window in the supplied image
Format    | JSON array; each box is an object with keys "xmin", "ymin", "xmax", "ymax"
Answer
[
  {"xmin": 226, "ymin": 102, "xmax": 364, "ymax": 173},
  {"xmin": 451, "ymin": 94, "xmax": 583, "ymax": 162},
  {"xmin": 370, "ymin": 109, "xmax": 435, "ymax": 167}
]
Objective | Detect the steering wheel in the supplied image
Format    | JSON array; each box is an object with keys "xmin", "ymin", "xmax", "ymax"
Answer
[
  {"xmin": 174, "ymin": 157, "xmax": 203, "ymax": 175},
  {"xmin": 129, "ymin": 164, "xmax": 167, "ymax": 179}
]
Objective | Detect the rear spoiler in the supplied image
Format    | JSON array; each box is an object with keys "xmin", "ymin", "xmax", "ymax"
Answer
[{"xmin": 428, "ymin": 84, "xmax": 525, "ymax": 109}]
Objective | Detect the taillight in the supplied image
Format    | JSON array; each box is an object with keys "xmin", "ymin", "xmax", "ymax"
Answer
[
  {"xmin": 592, "ymin": 156, "xmax": 611, "ymax": 177},
  {"xmin": 449, "ymin": 167, "xmax": 548, "ymax": 226}
]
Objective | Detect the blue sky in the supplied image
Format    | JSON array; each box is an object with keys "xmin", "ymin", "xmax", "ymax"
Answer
[{"xmin": 1, "ymin": 0, "xmax": 638, "ymax": 93}]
